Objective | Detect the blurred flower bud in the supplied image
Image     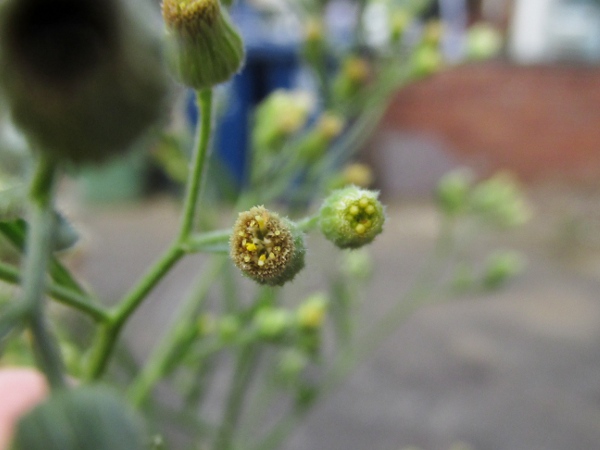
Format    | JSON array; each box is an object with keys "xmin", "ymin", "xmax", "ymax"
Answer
[
  {"xmin": 482, "ymin": 250, "xmax": 526, "ymax": 289},
  {"xmin": 12, "ymin": 386, "xmax": 146, "ymax": 450},
  {"xmin": 466, "ymin": 23, "xmax": 503, "ymax": 61},
  {"xmin": 422, "ymin": 20, "xmax": 444, "ymax": 47},
  {"xmin": 411, "ymin": 45, "xmax": 443, "ymax": 78},
  {"xmin": 253, "ymin": 307, "xmax": 291, "ymax": 340},
  {"xmin": 252, "ymin": 90, "xmax": 314, "ymax": 152},
  {"xmin": 333, "ymin": 55, "xmax": 371, "ymax": 104},
  {"xmin": 319, "ymin": 186, "xmax": 385, "ymax": 249},
  {"xmin": 217, "ymin": 315, "xmax": 241, "ymax": 343},
  {"xmin": 296, "ymin": 293, "xmax": 328, "ymax": 330},
  {"xmin": 296, "ymin": 111, "xmax": 345, "ymax": 162},
  {"xmin": 436, "ymin": 170, "xmax": 473, "ymax": 216},
  {"xmin": 469, "ymin": 172, "xmax": 531, "ymax": 228},
  {"xmin": 230, "ymin": 206, "xmax": 306, "ymax": 286},
  {"xmin": 302, "ymin": 17, "xmax": 326, "ymax": 66},
  {"xmin": 277, "ymin": 349, "xmax": 309, "ymax": 381},
  {"xmin": 0, "ymin": 0, "xmax": 169, "ymax": 164},
  {"xmin": 328, "ymin": 163, "xmax": 374, "ymax": 190},
  {"xmin": 390, "ymin": 9, "xmax": 411, "ymax": 43},
  {"xmin": 340, "ymin": 247, "xmax": 373, "ymax": 280},
  {"xmin": 197, "ymin": 313, "xmax": 216, "ymax": 336},
  {"xmin": 162, "ymin": 0, "xmax": 244, "ymax": 89}
]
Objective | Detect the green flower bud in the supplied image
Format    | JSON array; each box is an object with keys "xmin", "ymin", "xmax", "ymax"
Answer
[
  {"xmin": 389, "ymin": 9, "xmax": 411, "ymax": 43},
  {"xmin": 302, "ymin": 17, "xmax": 326, "ymax": 66},
  {"xmin": 436, "ymin": 170, "xmax": 473, "ymax": 216},
  {"xmin": 252, "ymin": 90, "xmax": 313, "ymax": 152},
  {"xmin": 482, "ymin": 250, "xmax": 526, "ymax": 289},
  {"xmin": 162, "ymin": 0, "xmax": 244, "ymax": 89},
  {"xmin": 217, "ymin": 315, "xmax": 241, "ymax": 343},
  {"xmin": 230, "ymin": 206, "xmax": 306, "ymax": 286},
  {"xmin": 296, "ymin": 112, "xmax": 345, "ymax": 162},
  {"xmin": 0, "ymin": 0, "xmax": 169, "ymax": 164},
  {"xmin": 253, "ymin": 307, "xmax": 291, "ymax": 340},
  {"xmin": 319, "ymin": 186, "xmax": 385, "ymax": 249},
  {"xmin": 411, "ymin": 45, "xmax": 443, "ymax": 78},
  {"xmin": 469, "ymin": 172, "xmax": 530, "ymax": 228},
  {"xmin": 12, "ymin": 386, "xmax": 146, "ymax": 450},
  {"xmin": 333, "ymin": 55, "xmax": 371, "ymax": 105},
  {"xmin": 277, "ymin": 349, "xmax": 309, "ymax": 381},
  {"xmin": 296, "ymin": 293, "xmax": 328, "ymax": 330},
  {"xmin": 466, "ymin": 23, "xmax": 502, "ymax": 61}
]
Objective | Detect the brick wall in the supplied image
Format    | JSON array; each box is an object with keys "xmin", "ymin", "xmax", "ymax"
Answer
[{"xmin": 379, "ymin": 62, "xmax": 600, "ymax": 184}]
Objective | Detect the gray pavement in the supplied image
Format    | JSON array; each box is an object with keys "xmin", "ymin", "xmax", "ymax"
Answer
[{"xmin": 68, "ymin": 190, "xmax": 600, "ymax": 450}]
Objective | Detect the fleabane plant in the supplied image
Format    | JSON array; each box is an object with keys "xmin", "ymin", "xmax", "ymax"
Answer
[{"xmin": 0, "ymin": 1, "xmax": 522, "ymax": 450}]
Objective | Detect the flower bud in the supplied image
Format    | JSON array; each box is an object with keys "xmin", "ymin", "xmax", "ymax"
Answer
[
  {"xmin": 162, "ymin": 0, "xmax": 244, "ymax": 89},
  {"xmin": 253, "ymin": 307, "xmax": 291, "ymax": 340},
  {"xmin": 0, "ymin": 0, "xmax": 169, "ymax": 164},
  {"xmin": 296, "ymin": 293, "xmax": 328, "ymax": 330},
  {"xmin": 302, "ymin": 17, "xmax": 326, "ymax": 66},
  {"xmin": 411, "ymin": 45, "xmax": 443, "ymax": 78},
  {"xmin": 230, "ymin": 206, "xmax": 306, "ymax": 286},
  {"xmin": 436, "ymin": 170, "xmax": 472, "ymax": 216},
  {"xmin": 389, "ymin": 9, "xmax": 411, "ymax": 43},
  {"xmin": 482, "ymin": 250, "xmax": 526, "ymax": 289},
  {"xmin": 333, "ymin": 55, "xmax": 371, "ymax": 104},
  {"xmin": 252, "ymin": 90, "xmax": 313, "ymax": 152},
  {"xmin": 469, "ymin": 172, "xmax": 530, "ymax": 228},
  {"xmin": 319, "ymin": 186, "xmax": 385, "ymax": 249},
  {"xmin": 11, "ymin": 386, "xmax": 146, "ymax": 450},
  {"xmin": 466, "ymin": 23, "xmax": 502, "ymax": 61},
  {"xmin": 296, "ymin": 112, "xmax": 345, "ymax": 162}
]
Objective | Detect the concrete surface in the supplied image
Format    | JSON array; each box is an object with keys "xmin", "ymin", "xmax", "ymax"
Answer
[{"xmin": 66, "ymin": 186, "xmax": 600, "ymax": 450}]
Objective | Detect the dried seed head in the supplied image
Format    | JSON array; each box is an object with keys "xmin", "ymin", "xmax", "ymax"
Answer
[{"xmin": 230, "ymin": 206, "xmax": 305, "ymax": 286}]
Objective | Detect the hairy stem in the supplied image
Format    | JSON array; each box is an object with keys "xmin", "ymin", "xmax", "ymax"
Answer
[
  {"xmin": 86, "ymin": 88, "xmax": 214, "ymax": 380},
  {"xmin": 21, "ymin": 156, "xmax": 66, "ymax": 389}
]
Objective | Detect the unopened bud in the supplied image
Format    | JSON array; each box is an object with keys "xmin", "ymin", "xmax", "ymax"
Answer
[
  {"xmin": 296, "ymin": 293, "xmax": 328, "ymax": 330},
  {"xmin": 319, "ymin": 186, "xmax": 385, "ymax": 249},
  {"xmin": 162, "ymin": 0, "xmax": 245, "ymax": 89}
]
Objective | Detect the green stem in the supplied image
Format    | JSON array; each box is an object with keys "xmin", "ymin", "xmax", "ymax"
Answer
[
  {"xmin": 178, "ymin": 89, "xmax": 214, "ymax": 242},
  {"xmin": 128, "ymin": 257, "xmax": 226, "ymax": 407},
  {"xmin": 86, "ymin": 88, "xmax": 214, "ymax": 380},
  {"xmin": 184, "ymin": 229, "xmax": 231, "ymax": 253},
  {"xmin": 0, "ymin": 261, "xmax": 109, "ymax": 322},
  {"xmin": 297, "ymin": 214, "xmax": 319, "ymax": 232},
  {"xmin": 214, "ymin": 344, "xmax": 261, "ymax": 450},
  {"xmin": 21, "ymin": 156, "xmax": 65, "ymax": 390}
]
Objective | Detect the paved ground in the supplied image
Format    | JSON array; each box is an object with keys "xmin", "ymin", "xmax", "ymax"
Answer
[{"xmin": 65, "ymin": 185, "xmax": 600, "ymax": 450}]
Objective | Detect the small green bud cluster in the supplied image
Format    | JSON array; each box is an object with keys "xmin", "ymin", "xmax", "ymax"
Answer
[
  {"xmin": 0, "ymin": 0, "xmax": 169, "ymax": 164},
  {"xmin": 450, "ymin": 250, "xmax": 526, "ymax": 292},
  {"xmin": 252, "ymin": 90, "xmax": 314, "ymax": 152},
  {"xmin": 230, "ymin": 206, "xmax": 306, "ymax": 286},
  {"xmin": 328, "ymin": 163, "xmax": 374, "ymax": 191},
  {"xmin": 162, "ymin": 0, "xmax": 245, "ymax": 89},
  {"xmin": 436, "ymin": 170, "xmax": 530, "ymax": 228},
  {"xmin": 319, "ymin": 186, "xmax": 385, "ymax": 249},
  {"xmin": 389, "ymin": 9, "xmax": 412, "ymax": 44}
]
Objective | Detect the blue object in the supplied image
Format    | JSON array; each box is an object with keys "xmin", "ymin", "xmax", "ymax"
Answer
[{"xmin": 187, "ymin": 0, "xmax": 301, "ymax": 190}]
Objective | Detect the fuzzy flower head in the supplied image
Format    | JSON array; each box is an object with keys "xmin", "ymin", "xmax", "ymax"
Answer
[
  {"xmin": 319, "ymin": 186, "xmax": 385, "ymax": 249},
  {"xmin": 230, "ymin": 206, "xmax": 305, "ymax": 286}
]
